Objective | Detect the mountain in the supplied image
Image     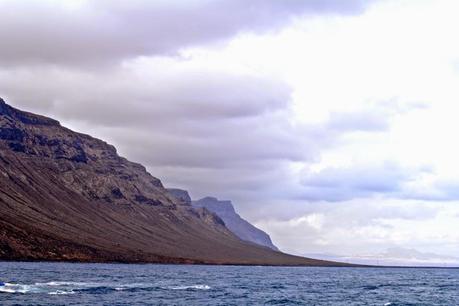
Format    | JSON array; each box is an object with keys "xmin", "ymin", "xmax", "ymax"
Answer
[
  {"xmin": 167, "ymin": 188, "xmax": 192, "ymax": 205},
  {"xmin": 0, "ymin": 98, "xmax": 348, "ymax": 266},
  {"xmin": 192, "ymin": 197, "xmax": 279, "ymax": 251},
  {"xmin": 166, "ymin": 189, "xmax": 278, "ymax": 251}
]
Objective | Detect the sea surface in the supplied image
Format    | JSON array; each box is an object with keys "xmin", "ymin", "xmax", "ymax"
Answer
[{"xmin": 0, "ymin": 262, "xmax": 458, "ymax": 305}]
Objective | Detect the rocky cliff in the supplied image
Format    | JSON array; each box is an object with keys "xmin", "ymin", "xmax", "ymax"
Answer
[
  {"xmin": 0, "ymin": 98, "xmax": 346, "ymax": 266},
  {"xmin": 167, "ymin": 188, "xmax": 192, "ymax": 205},
  {"xmin": 192, "ymin": 197, "xmax": 279, "ymax": 251}
]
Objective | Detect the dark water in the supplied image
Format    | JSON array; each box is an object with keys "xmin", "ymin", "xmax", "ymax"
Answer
[{"xmin": 0, "ymin": 262, "xmax": 458, "ymax": 305}]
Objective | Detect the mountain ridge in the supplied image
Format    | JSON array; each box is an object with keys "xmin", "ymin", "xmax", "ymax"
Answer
[
  {"xmin": 193, "ymin": 196, "xmax": 279, "ymax": 251},
  {"xmin": 167, "ymin": 189, "xmax": 279, "ymax": 251},
  {"xmin": 0, "ymin": 98, "xmax": 350, "ymax": 266}
]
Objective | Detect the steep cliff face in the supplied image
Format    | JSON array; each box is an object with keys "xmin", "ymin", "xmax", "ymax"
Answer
[
  {"xmin": 166, "ymin": 188, "xmax": 192, "ymax": 205},
  {"xmin": 0, "ymin": 98, "xmax": 345, "ymax": 266},
  {"xmin": 193, "ymin": 197, "xmax": 279, "ymax": 251},
  {"xmin": 166, "ymin": 189, "xmax": 279, "ymax": 251},
  {"xmin": 0, "ymin": 98, "xmax": 171, "ymax": 208}
]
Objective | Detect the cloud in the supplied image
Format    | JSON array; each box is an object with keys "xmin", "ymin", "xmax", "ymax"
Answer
[
  {"xmin": 0, "ymin": 0, "xmax": 372, "ymax": 66},
  {"xmin": 255, "ymin": 199, "xmax": 459, "ymax": 256},
  {"xmin": 402, "ymin": 179, "xmax": 459, "ymax": 202},
  {"xmin": 380, "ymin": 247, "xmax": 459, "ymax": 263},
  {"xmin": 0, "ymin": 0, "xmax": 381, "ymax": 205},
  {"xmin": 3, "ymin": 0, "xmax": 459, "ymax": 260},
  {"xmin": 0, "ymin": 61, "xmax": 306, "ymax": 168},
  {"xmin": 295, "ymin": 159, "xmax": 459, "ymax": 203},
  {"xmin": 0, "ymin": 63, "xmax": 290, "ymax": 125},
  {"xmin": 0, "ymin": 56, "xmax": 400, "ymax": 207},
  {"xmin": 298, "ymin": 161, "xmax": 427, "ymax": 202},
  {"xmin": 326, "ymin": 109, "xmax": 390, "ymax": 132},
  {"xmin": 310, "ymin": 247, "xmax": 459, "ymax": 266}
]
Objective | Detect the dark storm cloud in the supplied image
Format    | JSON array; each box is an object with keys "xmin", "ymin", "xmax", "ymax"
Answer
[{"xmin": 0, "ymin": 0, "xmax": 373, "ymax": 65}]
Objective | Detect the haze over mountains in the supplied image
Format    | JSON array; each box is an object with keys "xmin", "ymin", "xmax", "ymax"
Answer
[
  {"xmin": 167, "ymin": 189, "xmax": 278, "ymax": 251},
  {"xmin": 193, "ymin": 197, "xmax": 279, "ymax": 251},
  {"xmin": 0, "ymin": 98, "xmax": 345, "ymax": 266}
]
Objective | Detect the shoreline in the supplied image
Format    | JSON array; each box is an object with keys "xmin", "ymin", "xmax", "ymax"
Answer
[{"xmin": 1, "ymin": 259, "xmax": 458, "ymax": 269}]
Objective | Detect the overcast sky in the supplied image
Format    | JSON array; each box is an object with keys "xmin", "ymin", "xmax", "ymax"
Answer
[{"xmin": 2, "ymin": 0, "xmax": 459, "ymax": 265}]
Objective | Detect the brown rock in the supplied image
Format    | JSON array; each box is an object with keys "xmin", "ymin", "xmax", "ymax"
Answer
[{"xmin": 0, "ymin": 99, "xmax": 349, "ymax": 266}]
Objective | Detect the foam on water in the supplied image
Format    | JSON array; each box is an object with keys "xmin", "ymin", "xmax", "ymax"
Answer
[
  {"xmin": 168, "ymin": 285, "xmax": 211, "ymax": 290},
  {"xmin": 48, "ymin": 290, "xmax": 76, "ymax": 295},
  {"xmin": 1, "ymin": 263, "xmax": 458, "ymax": 305},
  {"xmin": 0, "ymin": 283, "xmax": 39, "ymax": 294},
  {"xmin": 0, "ymin": 280, "xmax": 211, "ymax": 295},
  {"xmin": 0, "ymin": 281, "xmax": 144, "ymax": 295},
  {"xmin": 39, "ymin": 281, "xmax": 92, "ymax": 286}
]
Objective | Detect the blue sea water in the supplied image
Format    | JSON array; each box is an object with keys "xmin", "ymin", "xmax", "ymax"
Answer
[{"xmin": 0, "ymin": 262, "xmax": 458, "ymax": 305}]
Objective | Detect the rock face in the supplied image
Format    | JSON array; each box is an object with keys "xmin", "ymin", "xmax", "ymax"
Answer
[
  {"xmin": 166, "ymin": 188, "xmax": 192, "ymax": 205},
  {"xmin": 192, "ymin": 197, "xmax": 279, "ymax": 251},
  {"xmin": 167, "ymin": 189, "xmax": 279, "ymax": 251},
  {"xmin": 0, "ymin": 98, "xmax": 346, "ymax": 266}
]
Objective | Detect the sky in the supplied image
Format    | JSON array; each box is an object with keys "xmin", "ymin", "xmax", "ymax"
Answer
[{"xmin": 1, "ymin": 0, "xmax": 459, "ymax": 265}]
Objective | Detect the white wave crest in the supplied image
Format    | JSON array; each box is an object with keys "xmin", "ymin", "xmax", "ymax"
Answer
[
  {"xmin": 168, "ymin": 284, "xmax": 211, "ymax": 290},
  {"xmin": 48, "ymin": 290, "xmax": 76, "ymax": 295}
]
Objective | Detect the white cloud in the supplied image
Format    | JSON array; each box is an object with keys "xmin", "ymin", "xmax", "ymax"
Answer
[
  {"xmin": 256, "ymin": 199, "xmax": 459, "ymax": 261},
  {"xmin": 2, "ymin": 0, "xmax": 459, "ymax": 261}
]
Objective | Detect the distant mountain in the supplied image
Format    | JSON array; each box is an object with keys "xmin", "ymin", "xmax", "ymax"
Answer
[
  {"xmin": 167, "ymin": 188, "xmax": 192, "ymax": 205},
  {"xmin": 311, "ymin": 248, "xmax": 459, "ymax": 267},
  {"xmin": 0, "ymin": 98, "xmax": 346, "ymax": 266},
  {"xmin": 192, "ymin": 197, "xmax": 279, "ymax": 251},
  {"xmin": 167, "ymin": 189, "xmax": 279, "ymax": 250}
]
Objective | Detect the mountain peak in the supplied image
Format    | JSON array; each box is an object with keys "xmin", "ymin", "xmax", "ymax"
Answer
[
  {"xmin": 0, "ymin": 97, "xmax": 7, "ymax": 112},
  {"xmin": 192, "ymin": 196, "xmax": 279, "ymax": 251},
  {"xmin": 0, "ymin": 98, "xmax": 60, "ymax": 126},
  {"xmin": 166, "ymin": 188, "xmax": 192, "ymax": 205},
  {"xmin": 194, "ymin": 197, "xmax": 236, "ymax": 213}
]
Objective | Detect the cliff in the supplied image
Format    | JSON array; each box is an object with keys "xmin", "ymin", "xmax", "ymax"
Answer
[
  {"xmin": 0, "ymin": 98, "xmax": 347, "ymax": 266},
  {"xmin": 193, "ymin": 197, "xmax": 279, "ymax": 251}
]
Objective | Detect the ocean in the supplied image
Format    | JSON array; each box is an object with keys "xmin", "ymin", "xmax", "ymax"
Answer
[{"xmin": 0, "ymin": 262, "xmax": 458, "ymax": 305}]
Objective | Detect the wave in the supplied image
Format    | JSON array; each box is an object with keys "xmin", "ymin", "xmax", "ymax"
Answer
[
  {"xmin": 48, "ymin": 290, "xmax": 76, "ymax": 295},
  {"xmin": 0, "ymin": 283, "xmax": 38, "ymax": 294},
  {"xmin": 167, "ymin": 285, "xmax": 211, "ymax": 290},
  {"xmin": 0, "ymin": 281, "xmax": 211, "ymax": 294},
  {"xmin": 37, "ymin": 281, "xmax": 94, "ymax": 287},
  {"xmin": 265, "ymin": 298, "xmax": 304, "ymax": 305}
]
